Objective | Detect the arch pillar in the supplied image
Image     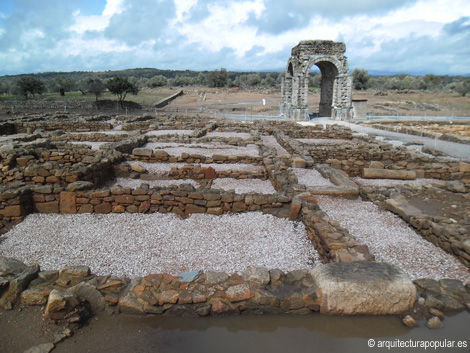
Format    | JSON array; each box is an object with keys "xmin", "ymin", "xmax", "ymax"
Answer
[{"xmin": 279, "ymin": 40, "xmax": 353, "ymax": 120}]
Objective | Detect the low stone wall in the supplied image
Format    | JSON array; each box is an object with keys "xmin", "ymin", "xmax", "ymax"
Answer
[
  {"xmin": 0, "ymin": 183, "xmax": 292, "ymax": 224},
  {"xmin": 294, "ymin": 193, "xmax": 374, "ymax": 263},
  {"xmin": 154, "ymin": 90, "xmax": 184, "ymax": 108},
  {"xmin": 53, "ymin": 133, "xmax": 130, "ymax": 143},
  {"xmin": 116, "ymin": 163, "xmax": 267, "ymax": 181},
  {"xmin": 130, "ymin": 148, "xmax": 263, "ymax": 165},
  {"xmin": 14, "ymin": 118, "xmax": 113, "ymax": 133},
  {"xmin": 304, "ymin": 143, "xmax": 470, "ymax": 181},
  {"xmin": 1, "ymin": 152, "xmax": 117, "ymax": 187},
  {"xmin": 0, "ymin": 258, "xmax": 420, "ymax": 318},
  {"xmin": 362, "ymin": 121, "xmax": 470, "ymax": 145}
]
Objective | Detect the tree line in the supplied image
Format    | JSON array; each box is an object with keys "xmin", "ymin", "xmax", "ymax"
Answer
[{"xmin": 0, "ymin": 68, "xmax": 469, "ymax": 100}]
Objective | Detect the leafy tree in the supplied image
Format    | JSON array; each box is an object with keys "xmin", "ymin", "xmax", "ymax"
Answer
[
  {"xmin": 352, "ymin": 68, "xmax": 371, "ymax": 90},
  {"xmin": 150, "ymin": 75, "xmax": 168, "ymax": 87},
  {"xmin": 106, "ymin": 76, "xmax": 139, "ymax": 107},
  {"xmin": 16, "ymin": 77, "xmax": 46, "ymax": 98},
  {"xmin": 0, "ymin": 81, "xmax": 10, "ymax": 95},
  {"xmin": 261, "ymin": 74, "xmax": 276, "ymax": 87},
  {"xmin": 194, "ymin": 73, "xmax": 207, "ymax": 86},
  {"xmin": 169, "ymin": 75, "xmax": 192, "ymax": 86},
  {"xmin": 454, "ymin": 80, "xmax": 470, "ymax": 96},
  {"xmin": 86, "ymin": 77, "xmax": 106, "ymax": 101},
  {"xmin": 277, "ymin": 71, "xmax": 285, "ymax": 84},
  {"xmin": 309, "ymin": 73, "xmax": 321, "ymax": 88},
  {"xmin": 207, "ymin": 68, "xmax": 228, "ymax": 88},
  {"xmin": 420, "ymin": 74, "xmax": 442, "ymax": 91},
  {"xmin": 49, "ymin": 76, "xmax": 76, "ymax": 96}
]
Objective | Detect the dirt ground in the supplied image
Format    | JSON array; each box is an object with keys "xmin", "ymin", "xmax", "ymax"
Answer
[
  {"xmin": 404, "ymin": 188, "xmax": 470, "ymax": 234},
  {"xmin": 1, "ymin": 87, "xmax": 469, "ymax": 119},
  {"xmin": 0, "ymin": 304, "xmax": 71, "ymax": 353},
  {"xmin": 158, "ymin": 87, "xmax": 470, "ymax": 118}
]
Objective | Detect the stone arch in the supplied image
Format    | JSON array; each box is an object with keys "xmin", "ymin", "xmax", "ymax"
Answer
[{"xmin": 279, "ymin": 40, "xmax": 353, "ymax": 120}]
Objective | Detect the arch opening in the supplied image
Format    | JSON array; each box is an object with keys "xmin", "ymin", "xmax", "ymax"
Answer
[{"xmin": 314, "ymin": 61, "xmax": 339, "ymax": 117}]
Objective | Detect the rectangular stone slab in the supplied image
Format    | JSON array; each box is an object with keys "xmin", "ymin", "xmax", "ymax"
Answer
[
  {"xmin": 311, "ymin": 261, "xmax": 416, "ymax": 315},
  {"xmin": 363, "ymin": 168, "xmax": 416, "ymax": 180}
]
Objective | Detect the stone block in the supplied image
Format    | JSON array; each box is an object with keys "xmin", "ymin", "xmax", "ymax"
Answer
[
  {"xmin": 59, "ymin": 266, "xmax": 90, "ymax": 278},
  {"xmin": 66, "ymin": 181, "xmax": 94, "ymax": 192},
  {"xmin": 21, "ymin": 288, "xmax": 48, "ymax": 306},
  {"xmin": 0, "ymin": 204, "xmax": 24, "ymax": 218},
  {"xmin": 78, "ymin": 204, "xmax": 94, "ymax": 213},
  {"xmin": 211, "ymin": 299, "xmax": 239, "ymax": 316},
  {"xmin": 45, "ymin": 289, "xmax": 80, "ymax": 320},
  {"xmin": 94, "ymin": 202, "xmax": 112, "ymax": 213},
  {"xmin": 242, "ymin": 267, "xmax": 270, "ymax": 285},
  {"xmin": 68, "ymin": 282, "xmax": 111, "ymax": 315},
  {"xmin": 293, "ymin": 157, "xmax": 306, "ymax": 168},
  {"xmin": 205, "ymin": 271, "xmax": 229, "ymax": 284},
  {"xmin": 35, "ymin": 201, "xmax": 59, "ymax": 214},
  {"xmin": 459, "ymin": 162, "xmax": 470, "ymax": 173},
  {"xmin": 445, "ymin": 180, "xmax": 465, "ymax": 193},
  {"xmin": 369, "ymin": 161, "xmax": 384, "ymax": 169},
  {"xmin": 232, "ymin": 201, "xmax": 247, "ymax": 212},
  {"xmin": 226, "ymin": 284, "xmax": 253, "ymax": 302},
  {"xmin": 59, "ymin": 192, "xmax": 76, "ymax": 214},
  {"xmin": 16, "ymin": 155, "xmax": 35, "ymax": 167},
  {"xmin": 185, "ymin": 204, "xmax": 206, "ymax": 214},
  {"xmin": 115, "ymin": 194, "xmax": 135, "ymax": 204},
  {"xmin": 132, "ymin": 148, "xmax": 153, "ymax": 157},
  {"xmin": 23, "ymin": 343, "xmax": 55, "ymax": 353},
  {"xmin": 311, "ymin": 262, "xmax": 416, "ymax": 315},
  {"xmin": 288, "ymin": 199, "xmax": 301, "ymax": 221},
  {"xmin": 154, "ymin": 150, "xmax": 169, "ymax": 159},
  {"xmin": 129, "ymin": 162, "xmax": 147, "ymax": 173},
  {"xmin": 385, "ymin": 197, "xmax": 426, "ymax": 220},
  {"xmin": 363, "ymin": 168, "xmax": 416, "ymax": 180}
]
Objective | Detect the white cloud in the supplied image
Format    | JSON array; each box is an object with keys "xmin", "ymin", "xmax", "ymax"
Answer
[
  {"xmin": 175, "ymin": 0, "xmax": 264, "ymax": 56},
  {"xmin": 173, "ymin": 0, "xmax": 198, "ymax": 22},
  {"xmin": 70, "ymin": 0, "xmax": 125, "ymax": 34},
  {"xmin": 0, "ymin": 0, "xmax": 469, "ymax": 75}
]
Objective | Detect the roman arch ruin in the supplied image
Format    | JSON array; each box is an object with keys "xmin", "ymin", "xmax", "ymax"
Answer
[{"xmin": 279, "ymin": 40, "xmax": 353, "ymax": 120}]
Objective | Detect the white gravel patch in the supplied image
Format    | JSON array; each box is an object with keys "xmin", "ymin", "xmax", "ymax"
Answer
[
  {"xmin": 135, "ymin": 162, "xmax": 264, "ymax": 176},
  {"xmin": 292, "ymin": 168, "xmax": 335, "ymax": 187},
  {"xmin": 70, "ymin": 141, "xmax": 107, "ymax": 150},
  {"xmin": 262, "ymin": 135, "xmax": 290, "ymax": 156},
  {"xmin": 73, "ymin": 130, "xmax": 129, "ymax": 135},
  {"xmin": 0, "ymin": 212, "xmax": 318, "ymax": 277},
  {"xmin": 211, "ymin": 178, "xmax": 276, "ymax": 194},
  {"xmin": 206, "ymin": 131, "xmax": 252, "ymax": 139},
  {"xmin": 203, "ymin": 163, "xmax": 264, "ymax": 172},
  {"xmin": 352, "ymin": 177, "xmax": 446, "ymax": 187},
  {"xmin": 145, "ymin": 142, "xmax": 259, "ymax": 157},
  {"xmin": 317, "ymin": 196, "xmax": 470, "ymax": 283},
  {"xmin": 112, "ymin": 178, "xmax": 199, "ymax": 189},
  {"xmin": 145, "ymin": 130, "xmax": 193, "ymax": 136},
  {"xmin": 296, "ymin": 138, "xmax": 352, "ymax": 145}
]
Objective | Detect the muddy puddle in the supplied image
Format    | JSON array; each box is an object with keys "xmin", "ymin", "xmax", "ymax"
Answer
[{"xmin": 53, "ymin": 311, "xmax": 470, "ymax": 353}]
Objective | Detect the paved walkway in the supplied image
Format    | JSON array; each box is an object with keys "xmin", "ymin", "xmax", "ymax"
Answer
[{"xmin": 300, "ymin": 119, "xmax": 470, "ymax": 160}]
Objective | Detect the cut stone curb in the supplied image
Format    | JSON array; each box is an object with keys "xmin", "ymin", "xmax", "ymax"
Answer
[{"xmin": 311, "ymin": 261, "xmax": 417, "ymax": 315}]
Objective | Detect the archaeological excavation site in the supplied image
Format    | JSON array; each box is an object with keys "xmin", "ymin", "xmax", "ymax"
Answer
[
  {"xmin": 0, "ymin": 42, "xmax": 469, "ymax": 353},
  {"xmin": 0, "ymin": 106, "xmax": 469, "ymax": 334}
]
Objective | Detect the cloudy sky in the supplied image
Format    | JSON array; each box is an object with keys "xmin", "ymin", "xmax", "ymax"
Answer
[{"xmin": 0, "ymin": 0, "xmax": 469, "ymax": 76}]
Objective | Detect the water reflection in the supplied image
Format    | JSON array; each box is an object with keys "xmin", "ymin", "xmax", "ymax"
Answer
[{"xmin": 56, "ymin": 311, "xmax": 470, "ymax": 353}]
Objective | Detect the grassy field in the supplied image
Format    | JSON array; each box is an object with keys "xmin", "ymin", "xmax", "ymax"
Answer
[{"xmin": 0, "ymin": 89, "xmax": 171, "ymax": 106}]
